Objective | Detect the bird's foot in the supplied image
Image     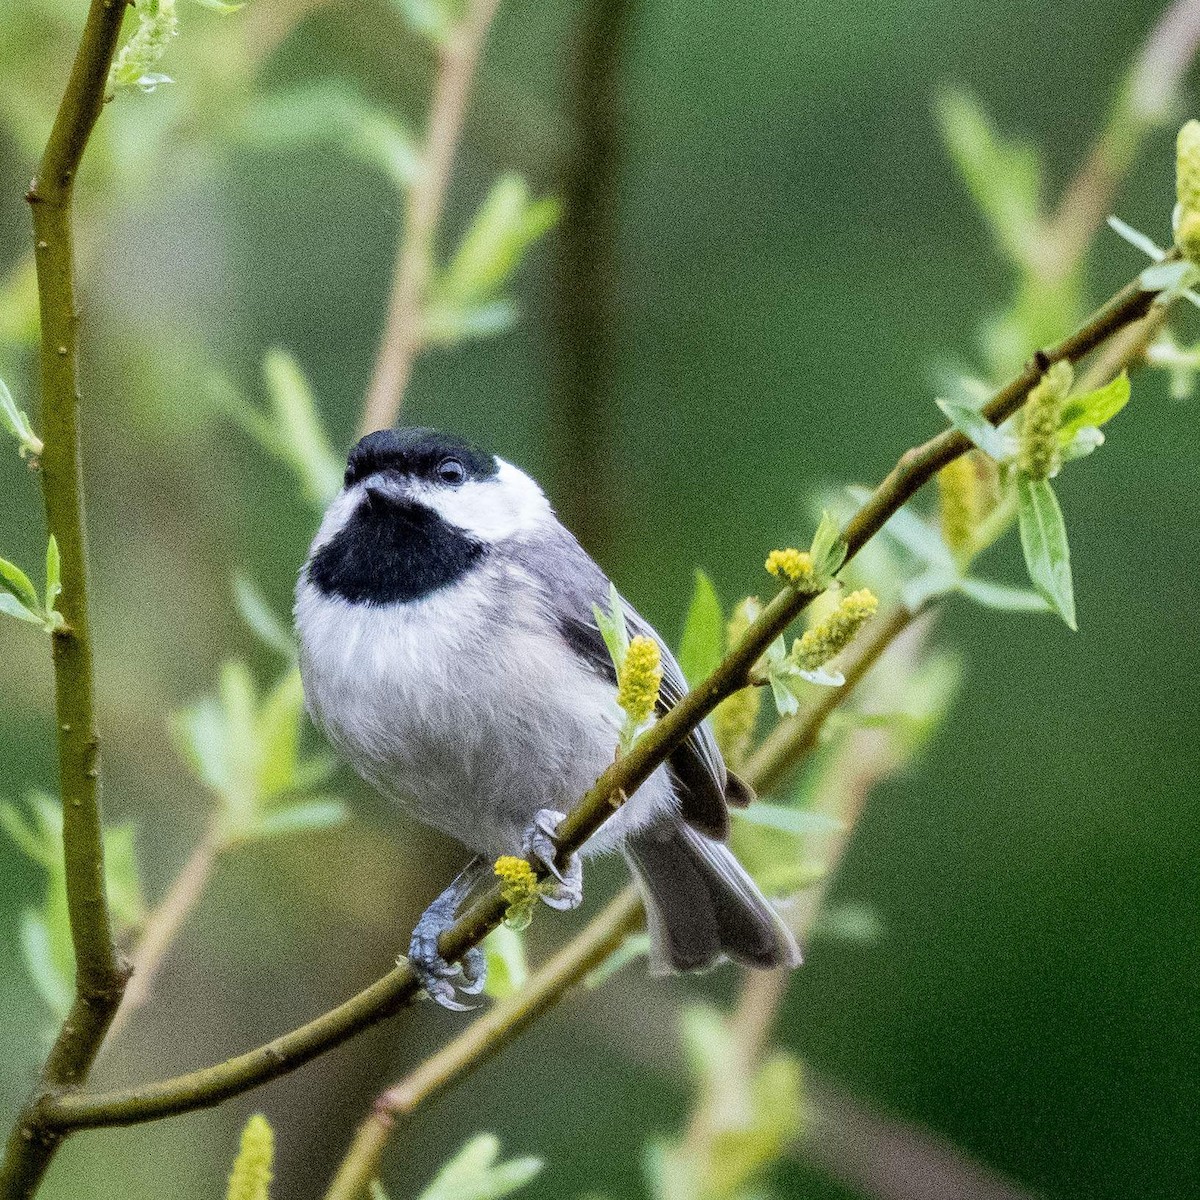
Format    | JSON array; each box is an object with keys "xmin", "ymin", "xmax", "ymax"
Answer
[
  {"xmin": 406, "ymin": 859, "xmax": 488, "ymax": 1011},
  {"xmin": 521, "ymin": 808, "xmax": 584, "ymax": 912}
]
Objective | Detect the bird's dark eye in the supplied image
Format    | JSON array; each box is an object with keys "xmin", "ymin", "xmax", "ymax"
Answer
[{"xmin": 436, "ymin": 456, "xmax": 467, "ymax": 485}]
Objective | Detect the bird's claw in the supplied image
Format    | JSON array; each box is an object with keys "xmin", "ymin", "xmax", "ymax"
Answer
[
  {"xmin": 406, "ymin": 860, "xmax": 488, "ymax": 1010},
  {"xmin": 521, "ymin": 808, "xmax": 584, "ymax": 912}
]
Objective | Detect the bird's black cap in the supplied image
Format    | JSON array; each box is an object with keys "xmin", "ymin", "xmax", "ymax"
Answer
[{"xmin": 345, "ymin": 427, "xmax": 498, "ymax": 489}]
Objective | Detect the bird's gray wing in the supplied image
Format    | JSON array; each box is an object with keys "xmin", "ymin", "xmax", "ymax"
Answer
[{"xmin": 507, "ymin": 527, "xmax": 748, "ymax": 840}]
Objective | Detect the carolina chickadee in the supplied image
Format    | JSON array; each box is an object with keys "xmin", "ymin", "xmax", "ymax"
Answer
[{"xmin": 295, "ymin": 428, "xmax": 800, "ymax": 1007}]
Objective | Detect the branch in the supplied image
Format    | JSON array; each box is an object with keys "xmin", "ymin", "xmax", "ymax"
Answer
[
  {"xmin": 0, "ymin": 0, "xmax": 133, "ymax": 1194},
  {"xmin": 33, "ymin": 265, "xmax": 1163, "ymax": 1136},
  {"xmin": 358, "ymin": 0, "xmax": 502, "ymax": 437}
]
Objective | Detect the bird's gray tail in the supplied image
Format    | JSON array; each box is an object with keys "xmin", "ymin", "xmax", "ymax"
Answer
[{"xmin": 624, "ymin": 821, "xmax": 801, "ymax": 974}]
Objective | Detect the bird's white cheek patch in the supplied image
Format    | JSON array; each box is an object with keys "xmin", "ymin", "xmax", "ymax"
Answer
[{"xmin": 417, "ymin": 461, "xmax": 552, "ymax": 542}]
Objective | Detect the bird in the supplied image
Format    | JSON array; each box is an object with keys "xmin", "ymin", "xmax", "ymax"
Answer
[{"xmin": 295, "ymin": 427, "xmax": 800, "ymax": 1008}]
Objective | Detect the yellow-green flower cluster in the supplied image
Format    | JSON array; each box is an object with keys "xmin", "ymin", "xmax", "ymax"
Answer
[
  {"xmin": 793, "ymin": 588, "xmax": 878, "ymax": 671},
  {"xmin": 764, "ymin": 548, "xmax": 818, "ymax": 592},
  {"xmin": 226, "ymin": 1114, "xmax": 274, "ymax": 1200},
  {"xmin": 616, "ymin": 635, "xmax": 662, "ymax": 728},
  {"xmin": 713, "ymin": 598, "xmax": 763, "ymax": 767},
  {"xmin": 1177, "ymin": 120, "xmax": 1200, "ymax": 263},
  {"xmin": 1018, "ymin": 360, "xmax": 1072, "ymax": 481},
  {"xmin": 494, "ymin": 855, "xmax": 541, "ymax": 929},
  {"xmin": 937, "ymin": 450, "xmax": 999, "ymax": 562}
]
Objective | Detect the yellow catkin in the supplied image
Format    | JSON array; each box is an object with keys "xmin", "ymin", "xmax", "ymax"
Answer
[
  {"xmin": 1017, "ymin": 360, "xmax": 1072, "ymax": 481},
  {"xmin": 937, "ymin": 449, "xmax": 999, "ymax": 560},
  {"xmin": 713, "ymin": 598, "xmax": 763, "ymax": 766},
  {"xmin": 764, "ymin": 548, "xmax": 818, "ymax": 592},
  {"xmin": 226, "ymin": 1114, "xmax": 274, "ymax": 1200},
  {"xmin": 616, "ymin": 635, "xmax": 662, "ymax": 728},
  {"xmin": 793, "ymin": 589, "xmax": 878, "ymax": 671},
  {"xmin": 494, "ymin": 855, "xmax": 538, "ymax": 905},
  {"xmin": 1177, "ymin": 121, "xmax": 1200, "ymax": 262}
]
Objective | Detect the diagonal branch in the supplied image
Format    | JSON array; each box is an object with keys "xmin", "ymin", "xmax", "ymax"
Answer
[{"xmin": 33, "ymin": 264, "xmax": 1163, "ymax": 1136}]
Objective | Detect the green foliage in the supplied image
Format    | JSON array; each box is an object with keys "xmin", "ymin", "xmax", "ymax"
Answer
[
  {"xmin": 171, "ymin": 663, "xmax": 345, "ymax": 845},
  {"xmin": 592, "ymin": 583, "xmax": 631, "ymax": 673},
  {"xmin": 808, "ymin": 508, "xmax": 848, "ymax": 582},
  {"xmin": 648, "ymin": 1004, "xmax": 804, "ymax": 1200},
  {"xmin": 393, "ymin": 0, "xmax": 461, "ymax": 47},
  {"xmin": 935, "ymin": 397, "xmax": 1014, "ymax": 461},
  {"xmin": 246, "ymin": 83, "xmax": 421, "ymax": 193},
  {"xmin": 226, "ymin": 1114, "xmax": 274, "ymax": 1200},
  {"xmin": 936, "ymin": 86, "xmax": 1042, "ymax": 269},
  {"xmin": 0, "ymin": 377, "xmax": 42, "ymax": 457},
  {"xmin": 1058, "ymin": 371, "xmax": 1131, "ymax": 442},
  {"xmin": 425, "ymin": 175, "xmax": 560, "ymax": 347},
  {"xmin": 233, "ymin": 576, "xmax": 297, "ymax": 661},
  {"xmin": 677, "ymin": 570, "xmax": 724, "ymax": 687},
  {"xmin": 1, "ymin": 793, "xmax": 144, "ymax": 1017},
  {"xmin": 214, "ymin": 349, "xmax": 343, "ymax": 510},
  {"xmin": 481, "ymin": 925, "xmax": 528, "ymax": 999},
  {"xmin": 412, "ymin": 1134, "xmax": 543, "ymax": 1200},
  {"xmin": 0, "ymin": 537, "xmax": 65, "ymax": 633},
  {"xmin": 107, "ymin": 0, "xmax": 179, "ymax": 96},
  {"xmin": 1016, "ymin": 475, "xmax": 1076, "ymax": 630}
]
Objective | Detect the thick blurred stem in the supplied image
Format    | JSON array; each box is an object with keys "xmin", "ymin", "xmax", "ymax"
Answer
[
  {"xmin": 551, "ymin": 0, "xmax": 634, "ymax": 559},
  {"xmin": 0, "ymin": 1, "xmax": 132, "ymax": 1196},
  {"xmin": 359, "ymin": 0, "xmax": 501, "ymax": 437}
]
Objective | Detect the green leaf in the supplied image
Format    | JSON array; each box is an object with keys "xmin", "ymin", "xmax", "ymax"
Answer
[
  {"xmin": 233, "ymin": 575, "xmax": 296, "ymax": 659},
  {"xmin": 481, "ymin": 925, "xmax": 527, "ymax": 999},
  {"xmin": 192, "ymin": 0, "xmax": 244, "ymax": 11},
  {"xmin": 677, "ymin": 570, "xmax": 723, "ymax": 687},
  {"xmin": 416, "ymin": 1134, "xmax": 543, "ymax": 1200},
  {"xmin": 935, "ymin": 398, "xmax": 1013, "ymax": 461},
  {"xmin": 251, "ymin": 798, "xmax": 347, "ymax": 840},
  {"xmin": 0, "ymin": 593, "xmax": 45, "ymax": 625},
  {"xmin": 171, "ymin": 696, "xmax": 230, "ymax": 795},
  {"xmin": 44, "ymin": 536, "xmax": 61, "ymax": 612},
  {"xmin": 1058, "ymin": 371, "xmax": 1131, "ymax": 442},
  {"xmin": 935, "ymin": 87, "xmax": 1042, "ymax": 265},
  {"xmin": 253, "ymin": 668, "xmax": 306, "ymax": 801},
  {"xmin": 0, "ymin": 378, "xmax": 41, "ymax": 456},
  {"xmin": 247, "ymin": 84, "xmax": 421, "ymax": 192},
  {"xmin": 20, "ymin": 910, "xmax": 73, "ymax": 1017},
  {"xmin": 262, "ymin": 349, "xmax": 343, "ymax": 508},
  {"xmin": 394, "ymin": 0, "xmax": 458, "ymax": 45},
  {"xmin": 0, "ymin": 556, "xmax": 41, "ymax": 614},
  {"xmin": 434, "ymin": 174, "xmax": 560, "ymax": 309},
  {"xmin": 1106, "ymin": 215, "xmax": 1164, "ymax": 262},
  {"xmin": 0, "ymin": 801, "xmax": 55, "ymax": 866},
  {"xmin": 592, "ymin": 583, "xmax": 629, "ymax": 672},
  {"xmin": 733, "ymin": 803, "xmax": 844, "ymax": 837},
  {"xmin": 1016, "ymin": 475, "xmax": 1076, "ymax": 630},
  {"xmin": 103, "ymin": 824, "xmax": 145, "ymax": 926},
  {"xmin": 809, "ymin": 508, "xmax": 847, "ymax": 578},
  {"xmin": 958, "ymin": 576, "xmax": 1052, "ymax": 613},
  {"xmin": 422, "ymin": 300, "xmax": 517, "ymax": 347}
]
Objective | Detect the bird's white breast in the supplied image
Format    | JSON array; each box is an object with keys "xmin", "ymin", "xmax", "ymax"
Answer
[{"xmin": 295, "ymin": 560, "xmax": 676, "ymax": 858}]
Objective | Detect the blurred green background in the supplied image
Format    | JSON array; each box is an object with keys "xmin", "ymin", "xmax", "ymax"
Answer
[{"xmin": 0, "ymin": 0, "xmax": 1197, "ymax": 1197}]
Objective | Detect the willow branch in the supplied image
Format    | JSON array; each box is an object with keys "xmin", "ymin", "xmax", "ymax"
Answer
[
  {"xmin": 36, "ymin": 266, "xmax": 1163, "ymax": 1135},
  {"xmin": 0, "ymin": 1, "xmax": 133, "ymax": 1195},
  {"xmin": 359, "ymin": 0, "xmax": 501, "ymax": 437}
]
